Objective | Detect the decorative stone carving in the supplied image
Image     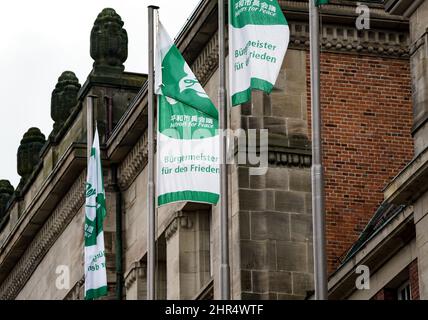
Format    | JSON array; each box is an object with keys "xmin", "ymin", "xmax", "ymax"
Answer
[
  {"xmin": 17, "ymin": 128, "xmax": 46, "ymax": 189},
  {"xmin": 64, "ymin": 278, "xmax": 84, "ymax": 300},
  {"xmin": 0, "ymin": 180, "xmax": 14, "ymax": 221},
  {"xmin": 289, "ymin": 21, "xmax": 409, "ymax": 57},
  {"xmin": 165, "ymin": 211, "xmax": 193, "ymax": 241},
  {"xmin": 51, "ymin": 71, "xmax": 81, "ymax": 135},
  {"xmin": 118, "ymin": 130, "xmax": 149, "ymax": 190},
  {"xmin": 190, "ymin": 20, "xmax": 409, "ymax": 86},
  {"xmin": 268, "ymin": 149, "xmax": 312, "ymax": 168},
  {"xmin": 124, "ymin": 261, "xmax": 146, "ymax": 290},
  {"xmin": 90, "ymin": 8, "xmax": 128, "ymax": 74},
  {"xmin": 192, "ymin": 31, "xmax": 219, "ymax": 86}
]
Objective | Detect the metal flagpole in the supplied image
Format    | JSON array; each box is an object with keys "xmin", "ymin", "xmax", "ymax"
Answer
[
  {"xmin": 147, "ymin": 4, "xmax": 159, "ymax": 301},
  {"xmin": 87, "ymin": 96, "xmax": 96, "ymax": 156},
  {"xmin": 218, "ymin": 0, "xmax": 230, "ymax": 300},
  {"xmin": 309, "ymin": 0, "xmax": 328, "ymax": 300}
]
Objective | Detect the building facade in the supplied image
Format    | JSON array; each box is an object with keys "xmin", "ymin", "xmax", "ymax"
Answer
[
  {"xmin": 0, "ymin": 0, "xmax": 416, "ymax": 300},
  {"xmin": 329, "ymin": 0, "xmax": 428, "ymax": 300}
]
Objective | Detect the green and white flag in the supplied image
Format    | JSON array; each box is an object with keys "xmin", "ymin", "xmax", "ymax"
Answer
[
  {"xmin": 84, "ymin": 128, "xmax": 108, "ymax": 300},
  {"xmin": 229, "ymin": 0, "xmax": 290, "ymax": 106},
  {"xmin": 155, "ymin": 21, "xmax": 220, "ymax": 206}
]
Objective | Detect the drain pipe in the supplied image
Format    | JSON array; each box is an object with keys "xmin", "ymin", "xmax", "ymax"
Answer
[{"xmin": 111, "ymin": 164, "xmax": 123, "ymax": 300}]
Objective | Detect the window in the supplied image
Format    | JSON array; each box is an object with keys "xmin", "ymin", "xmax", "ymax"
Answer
[{"xmin": 397, "ymin": 281, "xmax": 411, "ymax": 300}]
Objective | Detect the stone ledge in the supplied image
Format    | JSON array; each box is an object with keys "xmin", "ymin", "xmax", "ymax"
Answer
[
  {"xmin": 385, "ymin": 0, "xmax": 421, "ymax": 17},
  {"xmin": 328, "ymin": 206, "xmax": 414, "ymax": 299},
  {"xmin": 117, "ymin": 130, "xmax": 149, "ymax": 190},
  {"xmin": 0, "ymin": 143, "xmax": 86, "ymax": 292},
  {"xmin": 383, "ymin": 146, "xmax": 428, "ymax": 205},
  {"xmin": 78, "ymin": 71, "xmax": 147, "ymax": 101},
  {"xmin": 65, "ymin": 278, "xmax": 84, "ymax": 300},
  {"xmin": 165, "ymin": 211, "xmax": 193, "ymax": 241},
  {"xmin": 289, "ymin": 21, "xmax": 409, "ymax": 58},
  {"xmin": 124, "ymin": 261, "xmax": 146, "ymax": 290},
  {"xmin": 409, "ymin": 29, "xmax": 427, "ymax": 57},
  {"xmin": 0, "ymin": 172, "xmax": 86, "ymax": 299}
]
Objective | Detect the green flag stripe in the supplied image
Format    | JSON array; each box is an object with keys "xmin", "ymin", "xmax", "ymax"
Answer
[
  {"xmin": 84, "ymin": 286, "xmax": 108, "ymax": 300},
  {"xmin": 232, "ymin": 78, "xmax": 274, "ymax": 106},
  {"xmin": 232, "ymin": 88, "xmax": 251, "ymax": 107},
  {"xmin": 158, "ymin": 191, "xmax": 219, "ymax": 207}
]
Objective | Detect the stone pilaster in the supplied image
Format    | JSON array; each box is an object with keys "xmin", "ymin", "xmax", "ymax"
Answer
[
  {"xmin": 395, "ymin": 0, "xmax": 428, "ymax": 300},
  {"xmin": 124, "ymin": 261, "xmax": 146, "ymax": 300},
  {"xmin": 165, "ymin": 210, "xmax": 211, "ymax": 299}
]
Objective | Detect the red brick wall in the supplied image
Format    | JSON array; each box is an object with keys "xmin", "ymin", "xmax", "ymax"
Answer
[
  {"xmin": 306, "ymin": 52, "xmax": 414, "ymax": 273},
  {"xmin": 371, "ymin": 260, "xmax": 419, "ymax": 300},
  {"xmin": 372, "ymin": 288, "xmax": 396, "ymax": 300},
  {"xmin": 371, "ymin": 290, "xmax": 384, "ymax": 300},
  {"xmin": 409, "ymin": 259, "xmax": 420, "ymax": 300}
]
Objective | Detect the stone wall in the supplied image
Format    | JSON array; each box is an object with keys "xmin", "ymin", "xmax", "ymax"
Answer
[
  {"xmin": 236, "ymin": 49, "xmax": 314, "ymax": 299},
  {"xmin": 409, "ymin": 1, "xmax": 428, "ymax": 155},
  {"xmin": 16, "ymin": 206, "xmax": 85, "ymax": 300},
  {"xmin": 123, "ymin": 168, "xmax": 149, "ymax": 274},
  {"xmin": 394, "ymin": 0, "xmax": 428, "ymax": 300}
]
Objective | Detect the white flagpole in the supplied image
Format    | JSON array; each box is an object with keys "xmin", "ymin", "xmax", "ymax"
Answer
[
  {"xmin": 309, "ymin": 0, "xmax": 328, "ymax": 300},
  {"xmin": 218, "ymin": 0, "xmax": 230, "ymax": 300},
  {"xmin": 147, "ymin": 4, "xmax": 159, "ymax": 301}
]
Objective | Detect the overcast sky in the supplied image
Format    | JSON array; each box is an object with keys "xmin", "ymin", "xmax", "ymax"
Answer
[{"xmin": 0, "ymin": 0, "xmax": 201, "ymax": 188}]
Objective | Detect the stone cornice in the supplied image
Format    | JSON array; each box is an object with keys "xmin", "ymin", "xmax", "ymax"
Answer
[
  {"xmin": 0, "ymin": 173, "xmax": 85, "ymax": 300},
  {"xmin": 0, "ymin": 143, "xmax": 86, "ymax": 281},
  {"xmin": 328, "ymin": 206, "xmax": 414, "ymax": 299},
  {"xmin": 124, "ymin": 261, "xmax": 146, "ymax": 290},
  {"xmin": 384, "ymin": 145, "xmax": 428, "ymax": 206},
  {"xmin": 117, "ymin": 130, "xmax": 149, "ymax": 191},
  {"xmin": 268, "ymin": 147, "xmax": 312, "ymax": 168},
  {"xmin": 290, "ymin": 21, "xmax": 409, "ymax": 58},
  {"xmin": 191, "ymin": 21, "xmax": 409, "ymax": 86},
  {"xmin": 64, "ymin": 278, "xmax": 84, "ymax": 300},
  {"xmin": 192, "ymin": 31, "xmax": 220, "ymax": 86},
  {"xmin": 385, "ymin": 0, "xmax": 422, "ymax": 17},
  {"xmin": 409, "ymin": 29, "xmax": 428, "ymax": 57}
]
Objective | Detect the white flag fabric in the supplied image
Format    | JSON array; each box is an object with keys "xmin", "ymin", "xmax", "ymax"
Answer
[
  {"xmin": 229, "ymin": 0, "xmax": 290, "ymax": 106},
  {"xmin": 84, "ymin": 128, "xmax": 108, "ymax": 300},
  {"xmin": 155, "ymin": 21, "xmax": 220, "ymax": 206}
]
